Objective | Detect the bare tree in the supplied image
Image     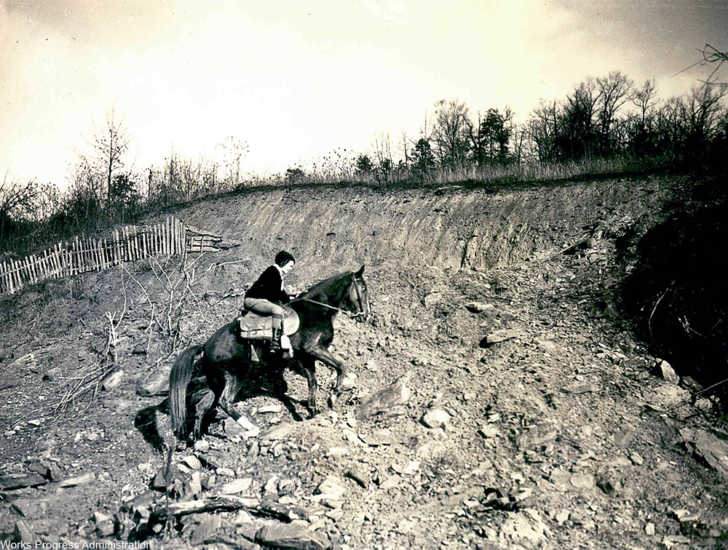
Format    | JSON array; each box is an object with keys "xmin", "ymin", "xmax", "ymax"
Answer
[
  {"xmin": 596, "ymin": 71, "xmax": 634, "ymax": 153},
  {"xmin": 432, "ymin": 99, "xmax": 471, "ymax": 168},
  {"xmin": 93, "ymin": 110, "xmax": 129, "ymax": 209},
  {"xmin": 0, "ymin": 174, "xmax": 39, "ymax": 227},
  {"xmin": 632, "ymin": 79, "xmax": 659, "ymax": 125}
]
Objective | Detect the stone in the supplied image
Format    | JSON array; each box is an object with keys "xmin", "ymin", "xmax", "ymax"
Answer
[
  {"xmin": 615, "ymin": 427, "xmax": 635, "ymax": 448},
  {"xmin": 258, "ymin": 404, "xmax": 283, "ymax": 414},
  {"xmin": 661, "ymin": 535, "xmax": 692, "ymax": 547},
  {"xmin": 182, "ymin": 455, "xmax": 202, "ymax": 470},
  {"xmin": 102, "ymin": 370, "xmax": 125, "ymax": 391},
  {"xmin": 481, "ymin": 329, "xmax": 521, "ymax": 347},
  {"xmin": 629, "ymin": 452, "xmax": 644, "ymax": 466},
  {"xmin": 263, "ymin": 476, "xmax": 280, "ymax": 498},
  {"xmin": 356, "ymin": 375, "xmax": 411, "ymax": 420},
  {"xmin": 517, "ymin": 425, "xmax": 557, "ymax": 450},
  {"xmin": 465, "ymin": 301, "xmax": 490, "ymax": 313},
  {"xmin": 326, "ymin": 447, "xmax": 350, "ymax": 458},
  {"xmin": 421, "ymin": 408, "xmax": 451, "ymax": 429},
  {"xmin": 233, "ymin": 510, "xmax": 255, "ymax": 525},
  {"xmin": 595, "ymin": 469, "xmax": 622, "ymax": 495},
  {"xmin": 136, "ymin": 368, "xmax": 170, "ymax": 396},
  {"xmin": 339, "ymin": 372, "xmax": 357, "ymax": 391},
  {"xmin": 202, "ymin": 474, "xmax": 216, "ymax": 490},
  {"xmin": 11, "ymin": 497, "xmax": 50, "ymax": 518},
  {"xmin": 187, "ymin": 471, "xmax": 202, "ymax": 496},
  {"xmin": 364, "ymin": 429, "xmax": 393, "ymax": 446},
  {"xmin": 278, "ymin": 478, "xmax": 297, "ymax": 496},
  {"xmin": 569, "ymin": 472, "xmax": 595, "ymax": 490},
  {"xmin": 563, "ymin": 383, "xmax": 596, "ymax": 395},
  {"xmin": 379, "ymin": 476, "xmax": 400, "ymax": 490},
  {"xmin": 478, "ymin": 425, "xmax": 499, "ymax": 438},
  {"xmin": 656, "ymin": 359, "xmax": 680, "ymax": 385},
  {"xmin": 236, "ymin": 415, "xmax": 260, "ymax": 437},
  {"xmin": 422, "ymin": 291, "xmax": 443, "ymax": 307},
  {"xmin": 679, "ymin": 427, "xmax": 728, "ymax": 480},
  {"xmin": 415, "ymin": 440, "xmax": 447, "ymax": 459},
  {"xmin": 648, "ymin": 383, "xmax": 691, "ymax": 410},
  {"xmin": 255, "ymin": 523, "xmax": 330, "ymax": 550},
  {"xmin": 58, "ymin": 472, "xmax": 95, "ymax": 487},
  {"xmin": 262, "ymin": 423, "xmax": 294, "ymax": 441},
  {"xmin": 221, "ymin": 478, "xmax": 253, "ymax": 495},
  {"xmin": 96, "ymin": 519, "xmax": 115, "ymax": 537},
  {"xmin": 190, "ymin": 515, "xmax": 222, "ymax": 546},
  {"xmin": 554, "ymin": 510, "xmax": 570, "ymax": 525},
  {"xmin": 0, "ymin": 473, "xmax": 48, "ymax": 490},
  {"xmin": 193, "ymin": 440, "xmax": 210, "ymax": 453},
  {"xmin": 316, "ymin": 476, "xmax": 346, "ymax": 500},
  {"xmin": 499, "ymin": 510, "xmax": 550, "ymax": 548},
  {"xmin": 217, "ymin": 467, "xmax": 235, "ymax": 477},
  {"xmin": 645, "ymin": 522, "xmax": 655, "ymax": 536},
  {"xmin": 224, "ymin": 417, "xmax": 245, "ymax": 437},
  {"xmin": 345, "ymin": 468, "xmax": 369, "ymax": 489}
]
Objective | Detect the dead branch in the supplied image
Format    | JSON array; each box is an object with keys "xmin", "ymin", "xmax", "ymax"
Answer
[
  {"xmin": 648, "ymin": 281, "xmax": 674, "ymax": 342},
  {"xmin": 149, "ymin": 495, "xmax": 303, "ymax": 523}
]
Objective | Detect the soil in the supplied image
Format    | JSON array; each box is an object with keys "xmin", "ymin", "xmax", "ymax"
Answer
[{"xmin": 1, "ymin": 175, "xmax": 727, "ymax": 549}]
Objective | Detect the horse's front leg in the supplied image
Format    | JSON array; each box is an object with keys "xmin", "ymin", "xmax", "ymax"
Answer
[{"xmin": 301, "ymin": 345, "xmax": 353, "ymax": 409}]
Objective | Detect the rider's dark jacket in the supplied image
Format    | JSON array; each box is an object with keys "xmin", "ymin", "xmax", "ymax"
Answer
[{"xmin": 245, "ymin": 265, "xmax": 291, "ymax": 304}]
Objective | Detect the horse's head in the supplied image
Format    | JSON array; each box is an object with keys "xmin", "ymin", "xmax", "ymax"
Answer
[{"xmin": 344, "ymin": 265, "xmax": 370, "ymax": 322}]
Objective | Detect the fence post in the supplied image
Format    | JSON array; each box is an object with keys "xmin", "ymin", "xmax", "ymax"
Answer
[
  {"xmin": 162, "ymin": 218, "xmax": 168, "ymax": 256},
  {"xmin": 0, "ymin": 261, "xmax": 7, "ymax": 294}
]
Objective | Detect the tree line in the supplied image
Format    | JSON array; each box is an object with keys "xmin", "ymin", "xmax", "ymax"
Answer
[{"xmin": 1, "ymin": 64, "xmax": 727, "ymax": 256}]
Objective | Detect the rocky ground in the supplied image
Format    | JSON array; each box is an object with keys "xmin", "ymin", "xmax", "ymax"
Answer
[{"xmin": 1, "ymin": 182, "xmax": 728, "ymax": 549}]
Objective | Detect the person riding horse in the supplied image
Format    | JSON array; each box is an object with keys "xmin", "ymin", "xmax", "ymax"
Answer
[{"xmin": 243, "ymin": 251, "xmax": 296, "ymax": 353}]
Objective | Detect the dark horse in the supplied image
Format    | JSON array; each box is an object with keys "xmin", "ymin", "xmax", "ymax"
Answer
[{"xmin": 169, "ymin": 266, "xmax": 370, "ymax": 441}]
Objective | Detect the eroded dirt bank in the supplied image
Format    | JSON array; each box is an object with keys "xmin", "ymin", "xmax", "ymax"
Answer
[
  {"xmin": 171, "ymin": 175, "xmax": 676, "ymax": 278},
  {"xmin": 1, "ymin": 175, "xmax": 727, "ymax": 549}
]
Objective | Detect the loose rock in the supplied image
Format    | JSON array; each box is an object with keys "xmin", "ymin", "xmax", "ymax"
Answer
[
  {"xmin": 102, "ymin": 369, "xmax": 125, "ymax": 390},
  {"xmin": 421, "ymin": 408, "xmax": 451, "ymax": 429},
  {"xmin": 255, "ymin": 523, "xmax": 331, "ymax": 550},
  {"xmin": 356, "ymin": 375, "xmax": 411, "ymax": 420},
  {"xmin": 656, "ymin": 359, "xmax": 680, "ymax": 385}
]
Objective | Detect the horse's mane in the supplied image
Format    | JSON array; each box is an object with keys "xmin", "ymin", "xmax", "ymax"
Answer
[{"xmin": 301, "ymin": 271, "xmax": 353, "ymax": 299}]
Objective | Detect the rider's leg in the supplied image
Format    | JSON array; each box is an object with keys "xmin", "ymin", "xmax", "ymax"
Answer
[{"xmin": 270, "ymin": 304, "xmax": 285, "ymax": 353}]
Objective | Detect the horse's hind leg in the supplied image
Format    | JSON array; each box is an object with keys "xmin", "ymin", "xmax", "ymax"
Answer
[
  {"xmin": 190, "ymin": 387, "xmax": 215, "ymax": 441},
  {"xmin": 216, "ymin": 369, "xmax": 244, "ymax": 422}
]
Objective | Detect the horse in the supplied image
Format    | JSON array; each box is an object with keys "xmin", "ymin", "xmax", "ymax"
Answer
[{"xmin": 168, "ymin": 265, "xmax": 370, "ymax": 442}]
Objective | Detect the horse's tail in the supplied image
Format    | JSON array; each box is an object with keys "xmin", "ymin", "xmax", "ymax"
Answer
[{"xmin": 169, "ymin": 344, "xmax": 203, "ymax": 440}]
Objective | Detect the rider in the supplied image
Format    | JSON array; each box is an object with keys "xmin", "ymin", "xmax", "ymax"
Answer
[{"xmin": 243, "ymin": 251, "xmax": 295, "ymax": 353}]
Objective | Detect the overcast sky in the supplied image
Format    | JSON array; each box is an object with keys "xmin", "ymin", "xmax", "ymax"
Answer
[{"xmin": 1, "ymin": 0, "xmax": 726, "ymax": 188}]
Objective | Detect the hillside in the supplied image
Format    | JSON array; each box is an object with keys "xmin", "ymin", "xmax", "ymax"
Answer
[{"xmin": 1, "ymin": 174, "xmax": 727, "ymax": 549}]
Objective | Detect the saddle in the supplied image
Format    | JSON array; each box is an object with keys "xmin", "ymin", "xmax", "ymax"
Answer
[
  {"xmin": 237, "ymin": 306, "xmax": 300, "ymax": 339},
  {"xmin": 237, "ymin": 307, "xmax": 300, "ymax": 360}
]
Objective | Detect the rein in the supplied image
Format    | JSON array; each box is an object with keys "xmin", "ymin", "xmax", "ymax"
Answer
[
  {"xmin": 294, "ymin": 297, "xmax": 367, "ymax": 319},
  {"xmin": 293, "ymin": 275, "xmax": 368, "ymax": 319}
]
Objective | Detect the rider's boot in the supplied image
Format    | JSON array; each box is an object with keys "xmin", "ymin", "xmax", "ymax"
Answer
[{"xmin": 270, "ymin": 314, "xmax": 283, "ymax": 353}]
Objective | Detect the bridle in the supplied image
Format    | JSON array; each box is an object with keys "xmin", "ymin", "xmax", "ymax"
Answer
[{"xmin": 293, "ymin": 275, "xmax": 369, "ymax": 319}]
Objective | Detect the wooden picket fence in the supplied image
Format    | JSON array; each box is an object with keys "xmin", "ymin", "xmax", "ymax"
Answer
[{"xmin": 0, "ymin": 216, "xmax": 223, "ymax": 295}]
